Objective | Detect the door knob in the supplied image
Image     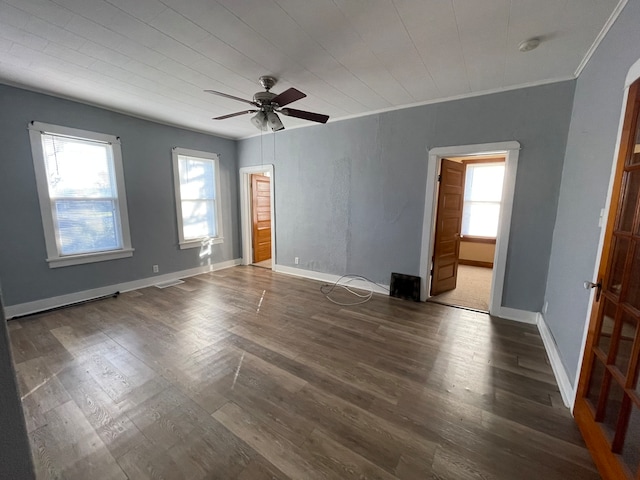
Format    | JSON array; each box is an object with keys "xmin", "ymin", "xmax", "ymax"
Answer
[{"xmin": 584, "ymin": 280, "xmax": 603, "ymax": 301}]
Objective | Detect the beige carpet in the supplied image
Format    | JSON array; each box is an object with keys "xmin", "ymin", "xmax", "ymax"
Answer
[
  {"xmin": 253, "ymin": 258, "xmax": 272, "ymax": 269},
  {"xmin": 430, "ymin": 265, "xmax": 492, "ymax": 312}
]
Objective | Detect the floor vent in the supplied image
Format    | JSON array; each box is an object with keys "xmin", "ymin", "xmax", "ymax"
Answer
[
  {"xmin": 154, "ymin": 279, "xmax": 185, "ymax": 289},
  {"xmin": 389, "ymin": 273, "xmax": 421, "ymax": 301}
]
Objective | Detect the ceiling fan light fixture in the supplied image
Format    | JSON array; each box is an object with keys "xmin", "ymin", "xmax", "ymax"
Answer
[
  {"xmin": 251, "ymin": 111, "xmax": 268, "ymax": 131},
  {"xmin": 266, "ymin": 111, "xmax": 284, "ymax": 131}
]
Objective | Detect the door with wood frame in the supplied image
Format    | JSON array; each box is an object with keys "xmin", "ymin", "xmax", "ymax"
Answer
[
  {"xmin": 431, "ymin": 159, "xmax": 465, "ymax": 296},
  {"xmin": 251, "ymin": 174, "xmax": 272, "ymax": 263},
  {"xmin": 574, "ymin": 78, "xmax": 640, "ymax": 479}
]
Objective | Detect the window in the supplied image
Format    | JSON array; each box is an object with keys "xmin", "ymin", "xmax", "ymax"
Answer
[
  {"xmin": 461, "ymin": 162, "xmax": 505, "ymax": 238},
  {"xmin": 29, "ymin": 122, "xmax": 133, "ymax": 268},
  {"xmin": 172, "ymin": 148, "xmax": 223, "ymax": 249}
]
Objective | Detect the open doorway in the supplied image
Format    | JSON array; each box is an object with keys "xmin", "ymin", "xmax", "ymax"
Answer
[
  {"xmin": 419, "ymin": 141, "xmax": 520, "ymax": 317},
  {"xmin": 429, "ymin": 155, "xmax": 505, "ymax": 312},
  {"xmin": 239, "ymin": 165, "xmax": 275, "ymax": 270}
]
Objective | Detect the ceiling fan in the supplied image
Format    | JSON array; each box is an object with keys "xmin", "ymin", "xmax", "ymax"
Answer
[{"xmin": 205, "ymin": 76, "xmax": 329, "ymax": 132}]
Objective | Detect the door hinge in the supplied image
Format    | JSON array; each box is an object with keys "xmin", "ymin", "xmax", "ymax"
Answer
[
  {"xmin": 430, "ymin": 269, "xmax": 434, "ymax": 276},
  {"xmin": 437, "ymin": 174, "xmax": 442, "ymax": 182}
]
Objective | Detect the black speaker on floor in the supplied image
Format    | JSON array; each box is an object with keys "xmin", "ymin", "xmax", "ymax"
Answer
[{"xmin": 389, "ymin": 273, "xmax": 421, "ymax": 302}]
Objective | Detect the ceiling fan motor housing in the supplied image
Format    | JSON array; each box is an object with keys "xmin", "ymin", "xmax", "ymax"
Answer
[
  {"xmin": 258, "ymin": 75, "xmax": 277, "ymax": 91},
  {"xmin": 253, "ymin": 91, "xmax": 276, "ymax": 105}
]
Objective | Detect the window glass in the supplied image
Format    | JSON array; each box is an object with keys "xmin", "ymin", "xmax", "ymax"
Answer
[
  {"xmin": 41, "ymin": 134, "xmax": 121, "ymax": 255},
  {"xmin": 461, "ymin": 163, "xmax": 505, "ymax": 237},
  {"xmin": 173, "ymin": 149, "xmax": 223, "ymax": 248},
  {"xmin": 29, "ymin": 122, "xmax": 133, "ymax": 268}
]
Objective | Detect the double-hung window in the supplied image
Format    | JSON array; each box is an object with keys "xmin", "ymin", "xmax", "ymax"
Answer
[
  {"xmin": 29, "ymin": 122, "xmax": 133, "ymax": 268},
  {"xmin": 461, "ymin": 162, "xmax": 505, "ymax": 238},
  {"xmin": 172, "ymin": 148, "xmax": 223, "ymax": 249}
]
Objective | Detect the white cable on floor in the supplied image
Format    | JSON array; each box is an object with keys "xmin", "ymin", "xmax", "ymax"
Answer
[{"xmin": 320, "ymin": 274, "xmax": 389, "ymax": 306}]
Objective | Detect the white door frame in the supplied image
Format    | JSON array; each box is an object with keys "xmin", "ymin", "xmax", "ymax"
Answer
[
  {"xmin": 239, "ymin": 164, "xmax": 275, "ymax": 268},
  {"xmin": 419, "ymin": 141, "xmax": 521, "ymax": 315}
]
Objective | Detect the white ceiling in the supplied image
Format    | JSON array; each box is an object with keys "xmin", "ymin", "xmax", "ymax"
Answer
[{"xmin": 0, "ymin": 0, "xmax": 623, "ymax": 139}]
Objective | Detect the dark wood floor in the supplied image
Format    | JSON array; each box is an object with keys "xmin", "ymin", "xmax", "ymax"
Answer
[{"xmin": 8, "ymin": 266, "xmax": 599, "ymax": 479}]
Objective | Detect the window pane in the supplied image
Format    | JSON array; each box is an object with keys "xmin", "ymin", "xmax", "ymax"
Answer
[
  {"xmin": 178, "ymin": 156, "xmax": 215, "ymax": 200},
  {"xmin": 181, "ymin": 200, "xmax": 216, "ymax": 240},
  {"xmin": 55, "ymin": 200, "xmax": 120, "ymax": 255},
  {"xmin": 618, "ymin": 170, "xmax": 640, "ymax": 232},
  {"xmin": 586, "ymin": 357, "xmax": 606, "ymax": 409},
  {"xmin": 614, "ymin": 311, "xmax": 637, "ymax": 377},
  {"xmin": 608, "ymin": 236, "xmax": 630, "ymax": 296},
  {"xmin": 464, "ymin": 164, "xmax": 505, "ymax": 202},
  {"xmin": 602, "ymin": 380, "xmax": 625, "ymax": 441},
  {"xmin": 630, "ymin": 120, "xmax": 640, "ymax": 165},
  {"xmin": 462, "ymin": 202, "xmax": 500, "ymax": 237},
  {"xmin": 42, "ymin": 135, "xmax": 115, "ymax": 198},
  {"xmin": 461, "ymin": 163, "xmax": 505, "ymax": 238},
  {"xmin": 176, "ymin": 153, "xmax": 220, "ymax": 243},
  {"xmin": 621, "ymin": 405, "xmax": 640, "ymax": 474},
  {"xmin": 626, "ymin": 242, "xmax": 640, "ymax": 310},
  {"xmin": 597, "ymin": 298, "xmax": 617, "ymax": 357}
]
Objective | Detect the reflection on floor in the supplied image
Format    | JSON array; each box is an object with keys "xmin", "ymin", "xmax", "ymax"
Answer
[
  {"xmin": 252, "ymin": 258, "xmax": 272, "ymax": 269},
  {"xmin": 430, "ymin": 265, "xmax": 492, "ymax": 312}
]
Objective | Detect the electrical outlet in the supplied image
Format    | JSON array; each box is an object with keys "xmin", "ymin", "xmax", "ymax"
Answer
[
  {"xmin": 294, "ymin": 257, "xmax": 299, "ymax": 265},
  {"xmin": 153, "ymin": 265, "xmax": 159, "ymax": 273}
]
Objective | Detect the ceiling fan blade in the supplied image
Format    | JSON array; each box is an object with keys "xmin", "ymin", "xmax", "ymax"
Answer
[
  {"xmin": 271, "ymin": 87, "xmax": 306, "ymax": 107},
  {"xmin": 205, "ymin": 89, "xmax": 258, "ymax": 106},
  {"xmin": 280, "ymin": 108, "xmax": 329, "ymax": 124},
  {"xmin": 213, "ymin": 110, "xmax": 257, "ymax": 120}
]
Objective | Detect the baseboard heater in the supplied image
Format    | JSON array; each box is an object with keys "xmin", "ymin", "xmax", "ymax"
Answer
[{"xmin": 9, "ymin": 291, "xmax": 120, "ymax": 320}]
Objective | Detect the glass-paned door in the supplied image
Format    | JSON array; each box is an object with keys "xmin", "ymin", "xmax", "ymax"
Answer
[{"xmin": 575, "ymin": 79, "xmax": 640, "ymax": 480}]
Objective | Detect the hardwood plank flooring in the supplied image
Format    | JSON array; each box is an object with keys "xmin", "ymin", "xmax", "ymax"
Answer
[{"xmin": 8, "ymin": 266, "xmax": 599, "ymax": 479}]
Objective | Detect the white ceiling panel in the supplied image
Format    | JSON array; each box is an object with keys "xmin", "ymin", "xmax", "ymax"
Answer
[
  {"xmin": 0, "ymin": 19, "xmax": 48, "ymax": 51},
  {"xmin": 0, "ymin": 0, "xmax": 625, "ymax": 138},
  {"xmin": 64, "ymin": 14, "xmax": 126, "ymax": 51},
  {"xmin": 0, "ymin": 37, "xmax": 12, "ymax": 54},
  {"xmin": 3, "ymin": 0, "xmax": 73, "ymax": 28},
  {"xmin": 104, "ymin": 0, "xmax": 167, "ymax": 24}
]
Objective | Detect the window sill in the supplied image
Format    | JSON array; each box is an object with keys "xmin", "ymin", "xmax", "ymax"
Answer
[
  {"xmin": 179, "ymin": 237, "xmax": 224, "ymax": 250},
  {"xmin": 47, "ymin": 248, "xmax": 134, "ymax": 268},
  {"xmin": 460, "ymin": 236, "xmax": 496, "ymax": 245}
]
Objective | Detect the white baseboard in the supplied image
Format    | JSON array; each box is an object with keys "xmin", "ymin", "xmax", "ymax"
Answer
[
  {"xmin": 492, "ymin": 306, "xmax": 538, "ymax": 324},
  {"xmin": 537, "ymin": 312, "xmax": 575, "ymax": 408},
  {"xmin": 4, "ymin": 258, "xmax": 241, "ymax": 319},
  {"xmin": 274, "ymin": 265, "xmax": 390, "ymax": 295}
]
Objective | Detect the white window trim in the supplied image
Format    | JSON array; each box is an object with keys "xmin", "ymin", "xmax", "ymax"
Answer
[
  {"xmin": 171, "ymin": 147, "xmax": 224, "ymax": 250},
  {"xmin": 28, "ymin": 121, "xmax": 134, "ymax": 268}
]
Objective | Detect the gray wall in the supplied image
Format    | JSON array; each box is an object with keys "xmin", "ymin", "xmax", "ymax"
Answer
[
  {"xmin": 544, "ymin": 0, "xmax": 640, "ymax": 384},
  {"xmin": 238, "ymin": 81, "xmax": 575, "ymax": 312},
  {"xmin": 0, "ymin": 84, "xmax": 240, "ymax": 307},
  {"xmin": 0, "ymin": 287, "xmax": 35, "ymax": 479}
]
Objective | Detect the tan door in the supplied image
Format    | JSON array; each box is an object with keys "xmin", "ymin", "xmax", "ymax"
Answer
[
  {"xmin": 431, "ymin": 159, "xmax": 465, "ymax": 296},
  {"xmin": 251, "ymin": 174, "xmax": 272, "ymax": 263},
  {"xmin": 574, "ymin": 79, "xmax": 640, "ymax": 479}
]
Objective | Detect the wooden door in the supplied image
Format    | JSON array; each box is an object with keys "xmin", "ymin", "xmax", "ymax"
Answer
[
  {"xmin": 431, "ymin": 159, "xmax": 465, "ymax": 296},
  {"xmin": 574, "ymin": 79, "xmax": 640, "ymax": 479},
  {"xmin": 251, "ymin": 174, "xmax": 272, "ymax": 263}
]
